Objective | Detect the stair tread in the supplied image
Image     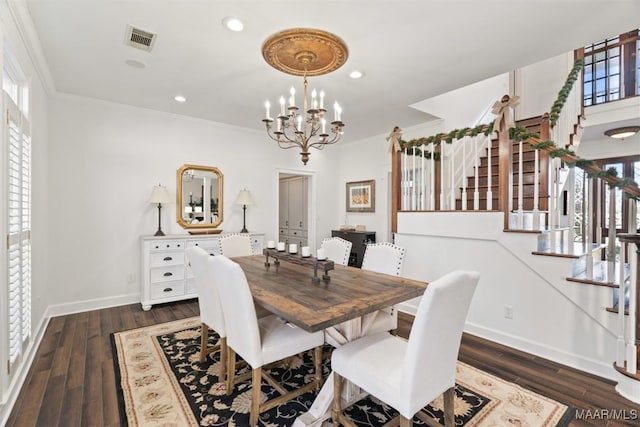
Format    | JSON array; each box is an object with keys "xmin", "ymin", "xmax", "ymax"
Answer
[
  {"xmin": 606, "ymin": 307, "xmax": 629, "ymax": 315},
  {"xmin": 532, "ymin": 242, "xmax": 605, "ymax": 259},
  {"xmin": 569, "ymin": 260, "xmax": 631, "ymax": 285}
]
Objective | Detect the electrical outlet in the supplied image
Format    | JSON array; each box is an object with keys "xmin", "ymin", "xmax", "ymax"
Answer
[
  {"xmin": 504, "ymin": 305, "xmax": 513, "ymax": 319},
  {"xmin": 127, "ymin": 273, "xmax": 136, "ymax": 284}
]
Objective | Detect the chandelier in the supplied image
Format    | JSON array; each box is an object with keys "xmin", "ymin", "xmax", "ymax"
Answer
[{"xmin": 261, "ymin": 28, "xmax": 348, "ymax": 165}]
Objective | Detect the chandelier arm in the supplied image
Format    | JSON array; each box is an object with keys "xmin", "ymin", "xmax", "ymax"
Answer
[
  {"xmin": 308, "ymin": 134, "xmax": 341, "ymax": 150},
  {"xmin": 265, "ymin": 126, "xmax": 303, "ymax": 149}
]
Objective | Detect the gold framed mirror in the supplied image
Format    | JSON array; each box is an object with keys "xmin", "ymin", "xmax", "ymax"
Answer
[{"xmin": 176, "ymin": 164, "xmax": 223, "ymax": 229}]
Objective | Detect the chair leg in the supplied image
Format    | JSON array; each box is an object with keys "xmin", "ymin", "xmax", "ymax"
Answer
[
  {"xmin": 250, "ymin": 367, "xmax": 262, "ymax": 427},
  {"xmin": 443, "ymin": 387, "xmax": 455, "ymax": 427},
  {"xmin": 200, "ymin": 323, "xmax": 209, "ymax": 362},
  {"xmin": 219, "ymin": 336, "xmax": 228, "ymax": 382},
  {"xmin": 226, "ymin": 347, "xmax": 236, "ymax": 396},
  {"xmin": 314, "ymin": 346, "xmax": 322, "ymax": 391},
  {"xmin": 399, "ymin": 415, "xmax": 412, "ymax": 427},
  {"xmin": 332, "ymin": 372, "xmax": 344, "ymax": 424}
]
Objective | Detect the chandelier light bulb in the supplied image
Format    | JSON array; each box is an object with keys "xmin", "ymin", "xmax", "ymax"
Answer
[
  {"xmin": 289, "ymin": 86, "xmax": 296, "ymax": 107},
  {"xmin": 264, "ymin": 101, "xmax": 271, "ymax": 119}
]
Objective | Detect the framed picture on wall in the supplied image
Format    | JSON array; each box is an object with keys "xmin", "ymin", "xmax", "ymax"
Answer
[{"xmin": 346, "ymin": 180, "xmax": 375, "ymax": 212}]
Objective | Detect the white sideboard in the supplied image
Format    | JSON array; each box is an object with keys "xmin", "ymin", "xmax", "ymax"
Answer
[{"xmin": 140, "ymin": 233, "xmax": 264, "ymax": 310}]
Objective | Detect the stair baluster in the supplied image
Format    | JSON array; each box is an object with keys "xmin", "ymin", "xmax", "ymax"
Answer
[
  {"xmin": 533, "ymin": 145, "xmax": 540, "ymax": 230},
  {"xmin": 567, "ymin": 168, "xmax": 576, "ymax": 246},
  {"xmin": 486, "ymin": 134, "xmax": 492, "ymax": 210},
  {"xmin": 429, "ymin": 142, "xmax": 435, "ymax": 210},
  {"xmin": 461, "ymin": 136, "xmax": 467, "ymax": 211},
  {"xmin": 607, "ymin": 188, "xmax": 617, "ymax": 283},
  {"xmin": 585, "ymin": 175, "xmax": 594, "ymax": 280},
  {"xmin": 516, "ymin": 139, "xmax": 524, "ymax": 228}
]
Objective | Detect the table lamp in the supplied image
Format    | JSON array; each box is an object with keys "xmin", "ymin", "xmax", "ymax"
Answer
[
  {"xmin": 234, "ymin": 189, "xmax": 255, "ymax": 233},
  {"xmin": 149, "ymin": 184, "xmax": 172, "ymax": 236}
]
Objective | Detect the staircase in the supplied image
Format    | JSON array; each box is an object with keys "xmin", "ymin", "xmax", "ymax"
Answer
[
  {"xmin": 391, "ymin": 68, "xmax": 640, "ymax": 400},
  {"xmin": 456, "ymin": 116, "xmax": 550, "ymax": 222}
]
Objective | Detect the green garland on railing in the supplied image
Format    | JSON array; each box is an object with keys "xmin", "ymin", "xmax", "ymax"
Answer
[
  {"xmin": 511, "ymin": 125, "xmax": 640, "ymax": 198},
  {"xmin": 399, "ymin": 121, "xmax": 639, "ymax": 200},
  {"xmin": 399, "ymin": 122, "xmax": 494, "ymax": 150},
  {"xmin": 549, "ymin": 58, "xmax": 584, "ymax": 128}
]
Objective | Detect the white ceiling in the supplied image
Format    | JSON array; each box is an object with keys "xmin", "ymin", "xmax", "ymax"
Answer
[{"xmin": 22, "ymin": 0, "xmax": 640, "ymax": 142}]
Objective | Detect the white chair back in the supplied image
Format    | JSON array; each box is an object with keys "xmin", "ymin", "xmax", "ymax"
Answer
[
  {"xmin": 361, "ymin": 242, "xmax": 405, "ymax": 276},
  {"xmin": 186, "ymin": 247, "xmax": 226, "ymax": 337},
  {"xmin": 208, "ymin": 255, "xmax": 263, "ymax": 367},
  {"xmin": 321, "ymin": 237, "xmax": 352, "ymax": 266},
  {"xmin": 401, "ymin": 270, "xmax": 479, "ymax": 411},
  {"xmin": 218, "ymin": 233, "xmax": 253, "ymax": 257}
]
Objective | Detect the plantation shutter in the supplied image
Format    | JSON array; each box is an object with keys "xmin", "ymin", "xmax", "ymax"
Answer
[{"xmin": 5, "ymin": 93, "xmax": 31, "ymax": 370}]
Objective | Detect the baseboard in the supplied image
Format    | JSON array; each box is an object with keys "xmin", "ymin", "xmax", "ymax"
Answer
[
  {"xmin": 45, "ymin": 293, "xmax": 140, "ymax": 318},
  {"xmin": 0, "ymin": 312, "xmax": 50, "ymax": 427},
  {"xmin": 0, "ymin": 292, "xmax": 140, "ymax": 425},
  {"xmin": 465, "ymin": 321, "xmax": 616, "ymax": 381}
]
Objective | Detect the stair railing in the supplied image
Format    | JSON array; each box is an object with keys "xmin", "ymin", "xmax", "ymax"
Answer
[{"xmin": 617, "ymin": 218, "xmax": 639, "ymax": 379}]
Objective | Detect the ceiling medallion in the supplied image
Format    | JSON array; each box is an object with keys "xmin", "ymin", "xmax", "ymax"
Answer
[
  {"xmin": 261, "ymin": 28, "xmax": 348, "ymax": 165},
  {"xmin": 261, "ymin": 28, "xmax": 348, "ymax": 76}
]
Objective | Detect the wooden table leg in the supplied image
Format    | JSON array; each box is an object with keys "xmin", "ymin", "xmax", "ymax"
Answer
[{"xmin": 293, "ymin": 313, "xmax": 378, "ymax": 426}]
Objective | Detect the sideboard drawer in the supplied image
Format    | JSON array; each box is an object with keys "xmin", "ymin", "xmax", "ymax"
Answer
[
  {"xmin": 150, "ymin": 281, "xmax": 185, "ymax": 300},
  {"xmin": 150, "ymin": 251, "xmax": 184, "ymax": 267},
  {"xmin": 150, "ymin": 265, "xmax": 185, "ymax": 283},
  {"xmin": 149, "ymin": 240, "xmax": 186, "ymax": 251}
]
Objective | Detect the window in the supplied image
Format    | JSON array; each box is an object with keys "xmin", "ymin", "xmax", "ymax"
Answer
[
  {"xmin": 3, "ymin": 65, "xmax": 31, "ymax": 380},
  {"xmin": 598, "ymin": 156, "xmax": 640, "ymax": 238},
  {"xmin": 582, "ymin": 29, "xmax": 639, "ymax": 106}
]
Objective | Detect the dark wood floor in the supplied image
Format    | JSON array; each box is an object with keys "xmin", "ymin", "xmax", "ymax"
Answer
[{"xmin": 6, "ymin": 300, "xmax": 640, "ymax": 426}]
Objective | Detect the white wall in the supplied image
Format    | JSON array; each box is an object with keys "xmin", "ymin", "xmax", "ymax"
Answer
[
  {"xmin": 395, "ymin": 213, "xmax": 619, "ymax": 380},
  {"xmin": 514, "ymin": 52, "xmax": 573, "ymax": 120},
  {"xmin": 45, "ymin": 94, "xmax": 341, "ymax": 309},
  {"xmin": 411, "ymin": 73, "xmax": 509, "ymax": 128}
]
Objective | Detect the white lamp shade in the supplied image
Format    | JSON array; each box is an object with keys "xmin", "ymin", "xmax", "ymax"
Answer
[
  {"xmin": 184, "ymin": 206, "xmax": 193, "ymax": 213},
  {"xmin": 234, "ymin": 189, "xmax": 255, "ymax": 206},
  {"xmin": 149, "ymin": 185, "xmax": 172, "ymax": 204}
]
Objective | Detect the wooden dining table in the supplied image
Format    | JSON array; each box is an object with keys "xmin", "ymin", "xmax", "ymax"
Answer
[{"xmin": 233, "ymin": 253, "xmax": 428, "ymax": 427}]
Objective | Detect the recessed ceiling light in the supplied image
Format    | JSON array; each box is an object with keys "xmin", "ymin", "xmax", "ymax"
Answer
[
  {"xmin": 174, "ymin": 95, "xmax": 186, "ymax": 103},
  {"xmin": 604, "ymin": 126, "xmax": 640, "ymax": 140},
  {"xmin": 125, "ymin": 59, "xmax": 146, "ymax": 69},
  {"xmin": 349, "ymin": 70, "xmax": 364, "ymax": 79},
  {"xmin": 222, "ymin": 16, "xmax": 244, "ymax": 32}
]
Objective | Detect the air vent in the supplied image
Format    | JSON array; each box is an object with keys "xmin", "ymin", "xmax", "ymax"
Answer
[{"xmin": 125, "ymin": 25, "xmax": 156, "ymax": 52}]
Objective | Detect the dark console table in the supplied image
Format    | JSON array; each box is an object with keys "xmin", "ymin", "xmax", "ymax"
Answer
[{"xmin": 331, "ymin": 230, "xmax": 376, "ymax": 268}]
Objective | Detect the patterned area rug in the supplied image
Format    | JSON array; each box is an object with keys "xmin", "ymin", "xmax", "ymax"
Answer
[{"xmin": 111, "ymin": 317, "xmax": 573, "ymax": 426}]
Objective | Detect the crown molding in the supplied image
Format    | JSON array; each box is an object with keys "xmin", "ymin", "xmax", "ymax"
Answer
[{"xmin": 4, "ymin": 0, "xmax": 56, "ymax": 94}]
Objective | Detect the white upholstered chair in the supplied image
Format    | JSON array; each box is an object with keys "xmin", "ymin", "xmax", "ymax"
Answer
[
  {"xmin": 321, "ymin": 237, "xmax": 353, "ymax": 266},
  {"xmin": 210, "ymin": 255, "xmax": 325, "ymax": 427},
  {"xmin": 185, "ymin": 246, "xmax": 229, "ymax": 379},
  {"xmin": 360, "ymin": 242, "xmax": 406, "ymax": 335},
  {"xmin": 218, "ymin": 232, "xmax": 253, "ymax": 257},
  {"xmin": 331, "ymin": 270, "xmax": 480, "ymax": 427}
]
